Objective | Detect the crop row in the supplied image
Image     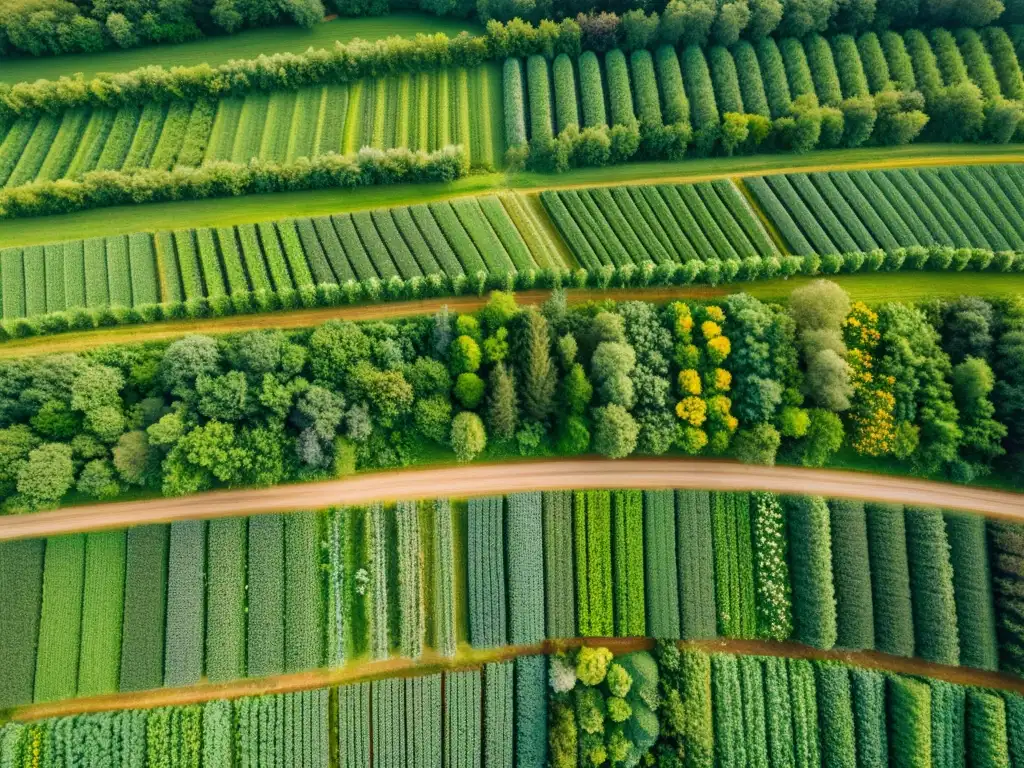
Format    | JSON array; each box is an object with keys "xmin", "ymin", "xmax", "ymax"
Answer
[
  {"xmin": 0, "ymin": 67, "xmax": 502, "ymax": 194},
  {"xmin": 748, "ymin": 164, "xmax": 1024, "ymax": 256},
  {"xmin": 540, "ymin": 179, "xmax": 779, "ymax": 270},
  {"xmin": 0, "ymin": 194, "xmax": 560, "ymax": 321}
]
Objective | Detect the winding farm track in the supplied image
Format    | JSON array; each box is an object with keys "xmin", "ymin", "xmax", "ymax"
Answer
[
  {"xmin": 11, "ymin": 635, "xmax": 1024, "ymax": 722},
  {"xmin": 1, "ymin": 458, "xmax": 1022, "ymax": 542}
]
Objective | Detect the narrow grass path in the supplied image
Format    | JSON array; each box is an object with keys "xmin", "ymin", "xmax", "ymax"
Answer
[
  {"xmin": 0, "ymin": 14, "xmax": 483, "ymax": 84},
  {"xmin": 2, "ymin": 458, "xmax": 1022, "ymax": 542},
  {"xmin": 5, "ymin": 272, "xmax": 1024, "ymax": 358},
  {"xmin": 2, "ymin": 145, "xmax": 1021, "ymax": 247},
  {"xmin": 9, "ymin": 635, "xmax": 1023, "ymax": 723}
]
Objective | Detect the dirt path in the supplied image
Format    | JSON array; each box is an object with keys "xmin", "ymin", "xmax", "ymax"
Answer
[
  {"xmin": 2, "ymin": 458, "xmax": 1022, "ymax": 542},
  {"xmin": 10, "ymin": 635, "xmax": 1024, "ymax": 722},
  {"xmin": 9, "ymin": 270, "xmax": 1024, "ymax": 357},
  {"xmin": 0, "ymin": 287, "xmax": 731, "ymax": 358}
]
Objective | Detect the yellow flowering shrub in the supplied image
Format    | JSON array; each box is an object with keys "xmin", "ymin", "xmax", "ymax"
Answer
[
  {"xmin": 705, "ymin": 305, "xmax": 725, "ymax": 323},
  {"xmin": 671, "ymin": 302, "xmax": 694, "ymax": 338},
  {"xmin": 675, "ymin": 397, "xmax": 707, "ymax": 427},
  {"xmin": 701, "ymin": 320, "xmax": 722, "ymax": 340},
  {"xmin": 712, "ymin": 368, "xmax": 731, "ymax": 392},
  {"xmin": 678, "ymin": 369, "xmax": 701, "ymax": 395},
  {"xmin": 844, "ymin": 302, "xmax": 896, "ymax": 456},
  {"xmin": 707, "ymin": 335, "xmax": 731, "ymax": 365}
]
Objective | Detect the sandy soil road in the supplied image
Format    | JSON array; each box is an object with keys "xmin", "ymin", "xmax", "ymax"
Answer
[{"xmin": 1, "ymin": 458, "xmax": 1021, "ymax": 541}]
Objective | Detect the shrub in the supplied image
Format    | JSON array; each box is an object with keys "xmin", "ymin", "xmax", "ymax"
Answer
[
  {"xmin": 682, "ymin": 45, "xmax": 719, "ymax": 154},
  {"xmin": 451, "ymin": 411, "xmax": 487, "ymax": 462},
  {"xmin": 579, "ymin": 51, "xmax": 608, "ymax": 128},
  {"xmin": 857, "ymin": 32, "xmax": 890, "ymax": 93},
  {"xmin": 891, "ymin": 677, "xmax": 933, "ymax": 768},
  {"xmin": 553, "ymin": 54, "xmax": 579, "ymax": 133},
  {"xmin": 807, "ymin": 34, "xmax": 843, "ymax": 106},
  {"xmin": 606, "ymin": 49, "xmax": 637, "ymax": 129},
  {"xmin": 832, "ymin": 34, "xmax": 870, "ymax": 98},
  {"xmin": 943, "ymin": 512, "xmax": 998, "ymax": 671},
  {"xmin": 526, "ymin": 55, "xmax": 554, "ymax": 142}
]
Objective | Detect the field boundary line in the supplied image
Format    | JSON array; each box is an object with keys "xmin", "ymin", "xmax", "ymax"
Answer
[
  {"xmin": 9, "ymin": 635, "xmax": 1024, "ymax": 723},
  {"xmin": 2, "ymin": 458, "xmax": 1023, "ymax": 542}
]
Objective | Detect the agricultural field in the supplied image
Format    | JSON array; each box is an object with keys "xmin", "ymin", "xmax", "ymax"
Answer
[
  {"xmin": 0, "ymin": 193, "xmax": 562, "ymax": 320},
  {"xmin": 0, "ymin": 62, "xmax": 504, "ymax": 196},
  {"xmin": 3, "ymin": 648, "xmax": 1022, "ymax": 768},
  {"xmin": 506, "ymin": 26, "xmax": 1024, "ymax": 162},
  {"xmin": 1, "ymin": 490, "xmax": 1018, "ymax": 712},
  {"xmin": 541, "ymin": 179, "xmax": 779, "ymax": 269},
  {"xmin": 746, "ymin": 164, "xmax": 1024, "ymax": 255}
]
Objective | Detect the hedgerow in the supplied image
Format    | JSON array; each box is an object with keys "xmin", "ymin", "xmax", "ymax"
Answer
[
  {"xmin": 815, "ymin": 663, "xmax": 856, "ymax": 768},
  {"xmin": 579, "ymin": 51, "xmax": 608, "ymax": 128}
]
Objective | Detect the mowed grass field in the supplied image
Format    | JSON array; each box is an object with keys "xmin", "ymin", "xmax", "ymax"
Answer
[{"xmin": 0, "ymin": 14, "xmax": 484, "ymax": 84}]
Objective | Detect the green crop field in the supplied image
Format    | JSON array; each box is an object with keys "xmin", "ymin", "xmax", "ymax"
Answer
[
  {"xmin": 0, "ymin": 192, "xmax": 561, "ymax": 320},
  {"xmin": 746, "ymin": 164, "xmax": 1024, "ymax": 255},
  {"xmin": 3, "ymin": 647, "xmax": 1021, "ymax": 768},
  {"xmin": 0, "ymin": 65, "xmax": 503, "ymax": 201},
  {"xmin": 542, "ymin": 179, "xmax": 779, "ymax": 269},
  {"xmin": 4, "ymin": 489, "xmax": 1022, "ymax": 711}
]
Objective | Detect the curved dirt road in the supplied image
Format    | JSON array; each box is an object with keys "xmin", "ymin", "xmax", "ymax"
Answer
[
  {"xmin": 12, "ymin": 634, "xmax": 1024, "ymax": 722},
  {"xmin": 1, "ymin": 458, "xmax": 1022, "ymax": 541}
]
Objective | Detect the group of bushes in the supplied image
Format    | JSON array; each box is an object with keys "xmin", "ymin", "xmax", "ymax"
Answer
[
  {"xmin": 548, "ymin": 647, "xmax": 660, "ymax": 768},
  {"xmin": 3, "ymin": 0, "xmax": 1011, "ymax": 59}
]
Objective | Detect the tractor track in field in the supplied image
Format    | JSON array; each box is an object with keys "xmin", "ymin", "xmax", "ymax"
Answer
[
  {"xmin": 1, "ymin": 458, "xmax": 1022, "ymax": 542},
  {"xmin": 9, "ymin": 635, "xmax": 1024, "ymax": 722}
]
